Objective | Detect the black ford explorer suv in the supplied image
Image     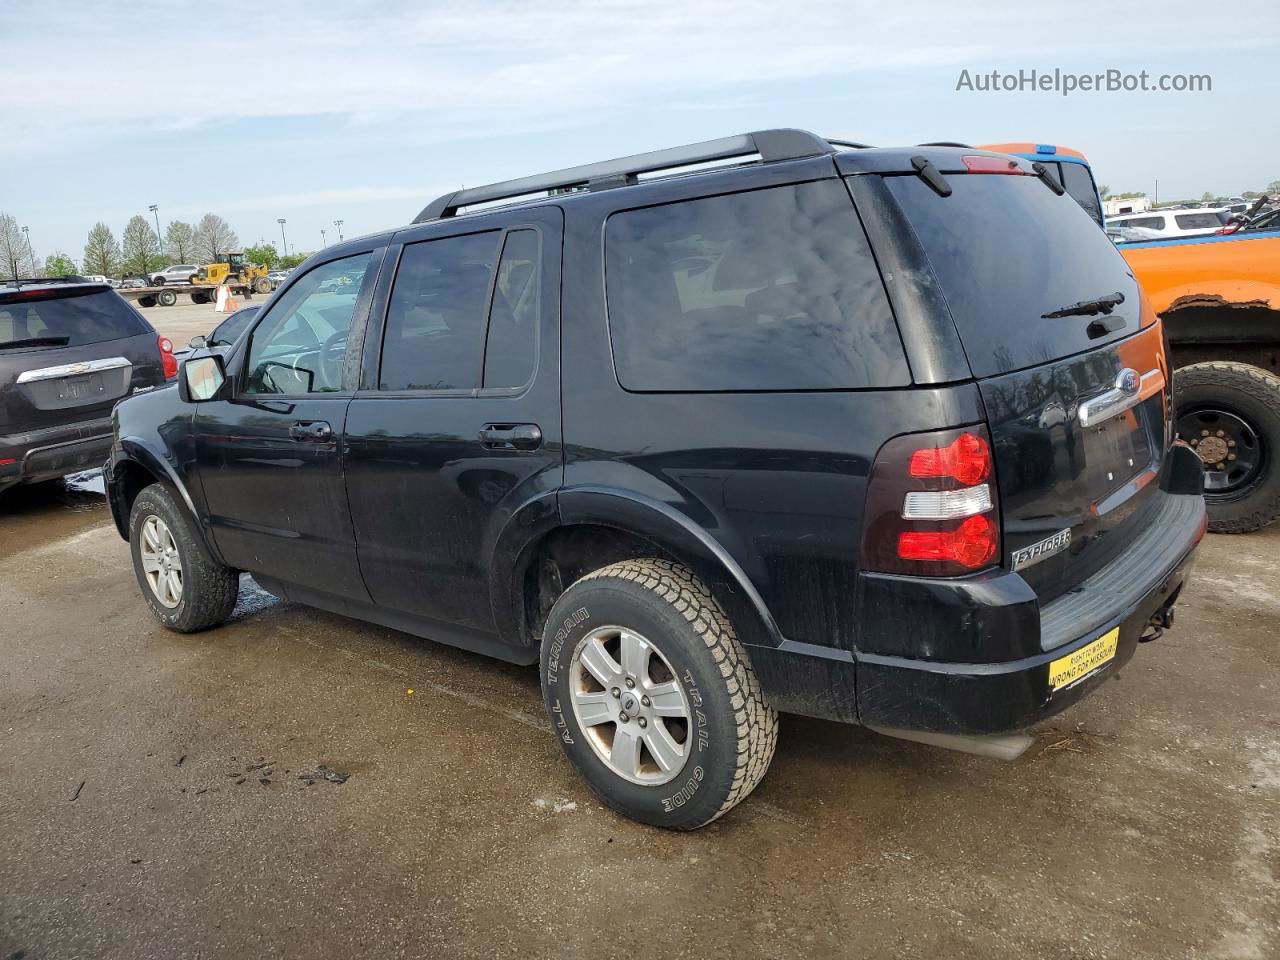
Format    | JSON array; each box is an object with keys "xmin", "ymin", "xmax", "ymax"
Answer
[
  {"xmin": 105, "ymin": 130, "xmax": 1206, "ymax": 829},
  {"xmin": 2, "ymin": 278, "xmax": 176, "ymax": 496}
]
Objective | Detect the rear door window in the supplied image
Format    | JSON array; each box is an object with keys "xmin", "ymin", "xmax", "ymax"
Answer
[
  {"xmin": 0, "ymin": 289, "xmax": 149, "ymax": 348},
  {"xmin": 379, "ymin": 232, "xmax": 500, "ymax": 391},
  {"xmin": 483, "ymin": 229, "xmax": 540, "ymax": 389},
  {"xmin": 605, "ymin": 181, "xmax": 908, "ymax": 392},
  {"xmin": 885, "ymin": 173, "xmax": 1141, "ymax": 378}
]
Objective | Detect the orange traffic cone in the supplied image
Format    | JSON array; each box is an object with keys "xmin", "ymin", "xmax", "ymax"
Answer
[{"xmin": 224, "ymin": 287, "xmax": 238, "ymax": 312}]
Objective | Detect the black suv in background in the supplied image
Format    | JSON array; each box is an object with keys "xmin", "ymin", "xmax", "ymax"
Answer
[
  {"xmin": 105, "ymin": 130, "xmax": 1206, "ymax": 829},
  {"xmin": 1, "ymin": 279, "xmax": 176, "ymax": 496}
]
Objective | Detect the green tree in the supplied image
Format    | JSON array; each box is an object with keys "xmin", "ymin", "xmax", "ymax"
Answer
[
  {"xmin": 1267, "ymin": 180, "xmax": 1280, "ymax": 195},
  {"xmin": 1243, "ymin": 191, "xmax": 1260, "ymax": 199},
  {"xmin": 44, "ymin": 252, "xmax": 77, "ymax": 276},
  {"xmin": 193, "ymin": 213, "xmax": 239, "ymax": 263},
  {"xmin": 278, "ymin": 251, "xmax": 308, "ymax": 269},
  {"xmin": 1097, "ymin": 184, "xmax": 1111, "ymax": 200},
  {"xmin": 83, "ymin": 221, "xmax": 121, "ymax": 276},
  {"xmin": 165, "ymin": 220, "xmax": 196, "ymax": 262},
  {"xmin": 0, "ymin": 213, "xmax": 37, "ymax": 280},
  {"xmin": 121, "ymin": 215, "xmax": 162, "ymax": 277},
  {"xmin": 244, "ymin": 242, "xmax": 280, "ymax": 270}
]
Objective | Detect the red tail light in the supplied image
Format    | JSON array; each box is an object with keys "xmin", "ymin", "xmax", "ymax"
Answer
[
  {"xmin": 861, "ymin": 425, "xmax": 1001, "ymax": 577},
  {"xmin": 898, "ymin": 514, "xmax": 998, "ymax": 569},
  {"xmin": 908, "ymin": 432, "xmax": 991, "ymax": 485},
  {"xmin": 1216, "ymin": 223, "xmax": 1241, "ymax": 235},
  {"xmin": 158, "ymin": 335, "xmax": 178, "ymax": 379}
]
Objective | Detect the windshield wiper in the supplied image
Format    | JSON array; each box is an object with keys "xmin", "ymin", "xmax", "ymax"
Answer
[
  {"xmin": 1041, "ymin": 291, "xmax": 1125, "ymax": 319},
  {"xmin": 0, "ymin": 336, "xmax": 71, "ymax": 349}
]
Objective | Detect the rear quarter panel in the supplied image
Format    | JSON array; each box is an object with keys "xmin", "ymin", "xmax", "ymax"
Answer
[{"xmin": 558, "ymin": 179, "xmax": 985, "ymax": 652}]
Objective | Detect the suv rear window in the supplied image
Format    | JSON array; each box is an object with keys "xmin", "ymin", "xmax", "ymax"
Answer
[
  {"xmin": 1174, "ymin": 213, "xmax": 1224, "ymax": 229},
  {"xmin": 886, "ymin": 173, "xmax": 1141, "ymax": 378},
  {"xmin": 0, "ymin": 288, "xmax": 149, "ymax": 348},
  {"xmin": 605, "ymin": 181, "xmax": 908, "ymax": 392}
]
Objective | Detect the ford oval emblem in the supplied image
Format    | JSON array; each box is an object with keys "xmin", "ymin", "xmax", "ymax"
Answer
[{"xmin": 1117, "ymin": 368, "xmax": 1140, "ymax": 395}]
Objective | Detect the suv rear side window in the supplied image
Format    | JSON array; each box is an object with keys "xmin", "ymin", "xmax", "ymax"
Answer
[
  {"xmin": 0, "ymin": 289, "xmax": 148, "ymax": 348},
  {"xmin": 380, "ymin": 232, "xmax": 500, "ymax": 391},
  {"xmin": 1117, "ymin": 216, "xmax": 1165, "ymax": 230},
  {"xmin": 605, "ymin": 181, "xmax": 908, "ymax": 392},
  {"xmin": 1175, "ymin": 213, "xmax": 1223, "ymax": 229}
]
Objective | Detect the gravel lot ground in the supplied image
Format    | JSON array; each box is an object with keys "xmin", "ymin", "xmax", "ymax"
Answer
[
  {"xmin": 2, "ymin": 477, "xmax": 1277, "ymax": 959},
  {"xmin": 136, "ymin": 296, "xmax": 264, "ymax": 348}
]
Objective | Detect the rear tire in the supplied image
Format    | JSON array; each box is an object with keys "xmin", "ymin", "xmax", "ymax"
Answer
[
  {"xmin": 1175, "ymin": 361, "xmax": 1280, "ymax": 533},
  {"xmin": 152, "ymin": 276, "xmax": 166, "ymax": 285},
  {"xmin": 157, "ymin": 288, "xmax": 177, "ymax": 307},
  {"xmin": 137, "ymin": 295, "xmax": 156, "ymax": 308},
  {"xmin": 129, "ymin": 483, "xmax": 238, "ymax": 632},
  {"xmin": 540, "ymin": 558, "xmax": 778, "ymax": 830}
]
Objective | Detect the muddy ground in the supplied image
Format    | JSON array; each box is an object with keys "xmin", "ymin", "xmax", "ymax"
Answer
[{"xmin": 2, "ymin": 476, "xmax": 1277, "ymax": 959}]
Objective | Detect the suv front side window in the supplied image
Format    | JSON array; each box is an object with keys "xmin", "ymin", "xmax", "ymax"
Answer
[{"xmin": 243, "ymin": 252, "xmax": 372, "ymax": 395}]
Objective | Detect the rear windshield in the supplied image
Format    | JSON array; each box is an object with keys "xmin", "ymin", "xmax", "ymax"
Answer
[
  {"xmin": 605, "ymin": 180, "xmax": 909, "ymax": 392},
  {"xmin": 885, "ymin": 173, "xmax": 1141, "ymax": 378},
  {"xmin": 0, "ymin": 289, "xmax": 150, "ymax": 348}
]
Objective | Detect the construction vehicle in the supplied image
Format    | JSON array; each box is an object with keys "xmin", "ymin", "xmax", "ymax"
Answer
[{"xmin": 190, "ymin": 253, "xmax": 273, "ymax": 302}]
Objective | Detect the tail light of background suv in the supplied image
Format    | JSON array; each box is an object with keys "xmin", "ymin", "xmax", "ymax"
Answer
[{"xmin": 158, "ymin": 336, "xmax": 178, "ymax": 380}]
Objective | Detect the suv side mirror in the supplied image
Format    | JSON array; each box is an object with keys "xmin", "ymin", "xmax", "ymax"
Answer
[
  {"xmin": 188, "ymin": 334, "xmax": 208, "ymax": 349},
  {"xmin": 179, "ymin": 354, "xmax": 229, "ymax": 403}
]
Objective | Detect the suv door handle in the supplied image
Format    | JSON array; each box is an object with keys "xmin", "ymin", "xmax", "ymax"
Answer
[
  {"xmin": 479, "ymin": 423, "xmax": 542, "ymax": 451},
  {"xmin": 289, "ymin": 420, "xmax": 333, "ymax": 442}
]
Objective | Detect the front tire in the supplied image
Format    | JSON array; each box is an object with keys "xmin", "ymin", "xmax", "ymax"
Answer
[
  {"xmin": 157, "ymin": 288, "xmax": 178, "ymax": 307},
  {"xmin": 1175, "ymin": 361, "xmax": 1280, "ymax": 533},
  {"xmin": 540, "ymin": 558, "xmax": 778, "ymax": 830},
  {"xmin": 129, "ymin": 483, "xmax": 238, "ymax": 632}
]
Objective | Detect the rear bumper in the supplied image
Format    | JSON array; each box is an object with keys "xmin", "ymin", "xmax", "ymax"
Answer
[
  {"xmin": 0, "ymin": 419, "xmax": 114, "ymax": 492},
  {"xmin": 748, "ymin": 487, "xmax": 1206, "ymax": 735}
]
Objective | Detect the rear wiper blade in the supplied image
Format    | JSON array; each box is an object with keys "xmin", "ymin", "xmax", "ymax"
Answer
[
  {"xmin": 1041, "ymin": 292, "xmax": 1125, "ymax": 319},
  {"xmin": 0, "ymin": 336, "xmax": 71, "ymax": 349}
]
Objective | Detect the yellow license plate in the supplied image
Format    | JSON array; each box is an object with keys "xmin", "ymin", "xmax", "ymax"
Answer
[{"xmin": 1049, "ymin": 627, "xmax": 1120, "ymax": 691}]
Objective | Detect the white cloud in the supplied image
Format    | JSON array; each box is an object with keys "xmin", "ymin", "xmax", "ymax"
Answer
[{"xmin": 5, "ymin": 0, "xmax": 1274, "ymax": 143}]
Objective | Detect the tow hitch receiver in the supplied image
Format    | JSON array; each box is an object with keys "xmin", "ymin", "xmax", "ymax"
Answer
[{"xmin": 1141, "ymin": 602, "xmax": 1176, "ymax": 643}]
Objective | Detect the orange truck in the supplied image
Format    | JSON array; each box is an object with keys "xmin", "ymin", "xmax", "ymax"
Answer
[{"xmin": 984, "ymin": 143, "xmax": 1280, "ymax": 533}]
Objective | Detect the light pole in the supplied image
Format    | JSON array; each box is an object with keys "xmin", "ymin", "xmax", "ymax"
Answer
[
  {"xmin": 320, "ymin": 228, "xmax": 327, "ymax": 247},
  {"xmin": 334, "ymin": 219, "xmax": 344, "ymax": 242},
  {"xmin": 277, "ymin": 218, "xmax": 288, "ymax": 257}
]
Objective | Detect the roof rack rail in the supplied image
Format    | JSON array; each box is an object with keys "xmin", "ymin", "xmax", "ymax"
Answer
[
  {"xmin": 828, "ymin": 139, "xmax": 875, "ymax": 149},
  {"xmin": 918, "ymin": 141, "xmax": 973, "ymax": 148},
  {"xmin": 412, "ymin": 128, "xmax": 838, "ymax": 223}
]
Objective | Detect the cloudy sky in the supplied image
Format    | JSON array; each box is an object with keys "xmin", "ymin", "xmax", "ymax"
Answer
[{"xmin": 2, "ymin": 0, "xmax": 1277, "ymax": 263}]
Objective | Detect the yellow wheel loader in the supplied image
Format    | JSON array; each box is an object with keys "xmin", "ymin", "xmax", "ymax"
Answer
[{"xmin": 191, "ymin": 252, "xmax": 274, "ymax": 303}]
